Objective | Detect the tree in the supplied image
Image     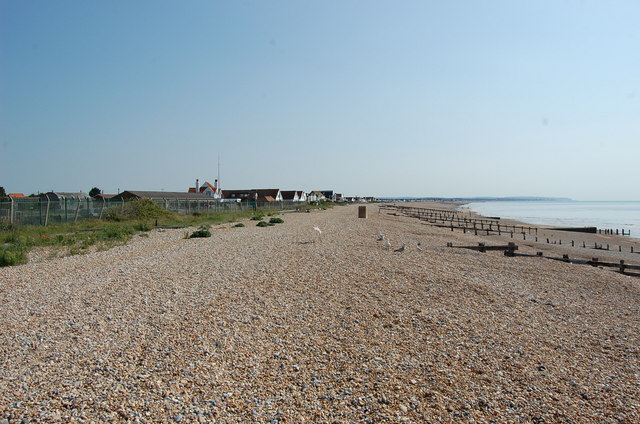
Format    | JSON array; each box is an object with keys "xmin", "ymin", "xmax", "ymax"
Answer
[
  {"xmin": 89, "ymin": 187, "xmax": 101, "ymax": 197},
  {"xmin": 0, "ymin": 186, "xmax": 6, "ymax": 198}
]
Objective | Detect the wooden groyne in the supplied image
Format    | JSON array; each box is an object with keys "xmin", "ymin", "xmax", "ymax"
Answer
[{"xmin": 383, "ymin": 204, "xmax": 640, "ymax": 277}]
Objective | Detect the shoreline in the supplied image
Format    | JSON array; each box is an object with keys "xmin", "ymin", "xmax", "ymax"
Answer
[{"xmin": 391, "ymin": 201, "xmax": 640, "ymax": 265}]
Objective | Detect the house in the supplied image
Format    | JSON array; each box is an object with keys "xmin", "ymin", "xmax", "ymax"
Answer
[
  {"xmin": 188, "ymin": 179, "xmax": 222, "ymax": 199},
  {"xmin": 320, "ymin": 190, "xmax": 336, "ymax": 201},
  {"xmin": 8, "ymin": 193, "xmax": 25, "ymax": 199},
  {"xmin": 281, "ymin": 190, "xmax": 308, "ymax": 202},
  {"xmin": 296, "ymin": 191, "xmax": 308, "ymax": 202},
  {"xmin": 221, "ymin": 190, "xmax": 256, "ymax": 202},
  {"xmin": 113, "ymin": 191, "xmax": 212, "ymax": 201},
  {"xmin": 281, "ymin": 190, "xmax": 299, "ymax": 202},
  {"xmin": 307, "ymin": 191, "xmax": 326, "ymax": 202},
  {"xmin": 254, "ymin": 189, "xmax": 283, "ymax": 202}
]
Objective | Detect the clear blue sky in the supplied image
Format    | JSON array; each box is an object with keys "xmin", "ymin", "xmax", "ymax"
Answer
[{"xmin": 1, "ymin": 0, "xmax": 639, "ymax": 200}]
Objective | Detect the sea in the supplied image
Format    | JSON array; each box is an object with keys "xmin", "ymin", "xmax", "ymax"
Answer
[{"xmin": 462, "ymin": 200, "xmax": 640, "ymax": 239}]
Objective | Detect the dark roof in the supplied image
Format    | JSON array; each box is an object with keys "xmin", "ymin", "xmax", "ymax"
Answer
[
  {"xmin": 254, "ymin": 189, "xmax": 280, "ymax": 197},
  {"xmin": 114, "ymin": 191, "xmax": 213, "ymax": 200},
  {"xmin": 281, "ymin": 190, "xmax": 297, "ymax": 200},
  {"xmin": 222, "ymin": 190, "xmax": 256, "ymax": 200}
]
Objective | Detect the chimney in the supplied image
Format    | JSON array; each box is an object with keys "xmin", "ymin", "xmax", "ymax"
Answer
[{"xmin": 195, "ymin": 179, "xmax": 200, "ymax": 192}]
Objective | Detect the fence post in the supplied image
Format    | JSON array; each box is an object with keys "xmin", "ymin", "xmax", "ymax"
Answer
[
  {"xmin": 44, "ymin": 194, "xmax": 51, "ymax": 226},
  {"xmin": 9, "ymin": 197, "xmax": 14, "ymax": 224},
  {"xmin": 74, "ymin": 198, "xmax": 81, "ymax": 222}
]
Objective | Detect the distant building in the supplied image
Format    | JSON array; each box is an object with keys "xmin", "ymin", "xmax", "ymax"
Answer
[
  {"xmin": 254, "ymin": 189, "xmax": 283, "ymax": 202},
  {"xmin": 188, "ymin": 179, "xmax": 222, "ymax": 199},
  {"xmin": 281, "ymin": 190, "xmax": 308, "ymax": 202},
  {"xmin": 320, "ymin": 190, "xmax": 336, "ymax": 201},
  {"xmin": 221, "ymin": 190, "xmax": 256, "ymax": 202},
  {"xmin": 307, "ymin": 191, "xmax": 326, "ymax": 202}
]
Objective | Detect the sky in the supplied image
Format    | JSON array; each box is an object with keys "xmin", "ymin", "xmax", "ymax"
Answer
[{"xmin": 1, "ymin": 0, "xmax": 639, "ymax": 200}]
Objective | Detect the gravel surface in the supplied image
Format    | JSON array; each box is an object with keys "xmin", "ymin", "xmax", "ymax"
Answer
[{"xmin": 1, "ymin": 203, "xmax": 639, "ymax": 423}]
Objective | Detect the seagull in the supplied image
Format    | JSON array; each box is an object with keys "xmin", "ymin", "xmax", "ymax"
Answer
[
  {"xmin": 416, "ymin": 242, "xmax": 422, "ymax": 251},
  {"xmin": 313, "ymin": 226, "xmax": 322, "ymax": 236},
  {"xmin": 376, "ymin": 232, "xmax": 385, "ymax": 241},
  {"xmin": 394, "ymin": 243, "xmax": 406, "ymax": 253},
  {"xmin": 384, "ymin": 239, "xmax": 391, "ymax": 250}
]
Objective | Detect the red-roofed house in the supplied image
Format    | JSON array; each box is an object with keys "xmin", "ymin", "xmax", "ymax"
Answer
[{"xmin": 188, "ymin": 179, "xmax": 222, "ymax": 199}]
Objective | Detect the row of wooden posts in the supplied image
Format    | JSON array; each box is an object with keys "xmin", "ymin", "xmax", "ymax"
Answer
[
  {"xmin": 445, "ymin": 242, "xmax": 640, "ymax": 277},
  {"xmin": 383, "ymin": 205, "xmax": 639, "ymax": 255}
]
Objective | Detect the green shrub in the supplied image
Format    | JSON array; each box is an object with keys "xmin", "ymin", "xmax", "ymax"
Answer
[
  {"xmin": 190, "ymin": 225, "xmax": 211, "ymax": 238},
  {"xmin": 134, "ymin": 222, "xmax": 153, "ymax": 232},
  {"xmin": 0, "ymin": 246, "xmax": 28, "ymax": 267},
  {"xmin": 269, "ymin": 217, "xmax": 284, "ymax": 224},
  {"xmin": 104, "ymin": 199, "xmax": 170, "ymax": 222},
  {"xmin": 250, "ymin": 216, "xmax": 264, "ymax": 221},
  {"xmin": 256, "ymin": 221, "xmax": 274, "ymax": 227},
  {"xmin": 233, "ymin": 223, "xmax": 245, "ymax": 227}
]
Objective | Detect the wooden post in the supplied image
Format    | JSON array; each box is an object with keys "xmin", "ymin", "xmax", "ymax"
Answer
[
  {"xmin": 620, "ymin": 260, "xmax": 625, "ymax": 273},
  {"xmin": 358, "ymin": 206, "xmax": 367, "ymax": 218},
  {"xmin": 44, "ymin": 194, "xmax": 50, "ymax": 227},
  {"xmin": 478, "ymin": 243, "xmax": 485, "ymax": 252}
]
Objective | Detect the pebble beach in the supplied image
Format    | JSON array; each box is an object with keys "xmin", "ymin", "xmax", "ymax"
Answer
[{"xmin": 1, "ymin": 203, "xmax": 639, "ymax": 423}]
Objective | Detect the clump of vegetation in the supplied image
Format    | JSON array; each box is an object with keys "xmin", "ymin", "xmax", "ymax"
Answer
[
  {"xmin": 104, "ymin": 199, "xmax": 170, "ymax": 222},
  {"xmin": 189, "ymin": 225, "xmax": 212, "ymax": 238},
  {"xmin": 233, "ymin": 223, "xmax": 245, "ymax": 227},
  {"xmin": 250, "ymin": 215, "xmax": 264, "ymax": 221},
  {"xmin": 256, "ymin": 221, "xmax": 274, "ymax": 227},
  {"xmin": 0, "ymin": 244, "xmax": 28, "ymax": 267},
  {"xmin": 269, "ymin": 217, "xmax": 284, "ymax": 224}
]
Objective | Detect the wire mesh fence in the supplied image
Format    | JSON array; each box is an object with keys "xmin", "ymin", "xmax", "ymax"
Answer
[{"xmin": 0, "ymin": 197, "xmax": 307, "ymax": 226}]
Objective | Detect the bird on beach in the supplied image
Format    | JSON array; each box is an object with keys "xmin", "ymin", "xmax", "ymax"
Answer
[
  {"xmin": 384, "ymin": 239, "xmax": 391, "ymax": 250},
  {"xmin": 376, "ymin": 232, "xmax": 385, "ymax": 241},
  {"xmin": 394, "ymin": 243, "xmax": 406, "ymax": 253},
  {"xmin": 313, "ymin": 226, "xmax": 322, "ymax": 235},
  {"xmin": 416, "ymin": 242, "xmax": 422, "ymax": 251}
]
